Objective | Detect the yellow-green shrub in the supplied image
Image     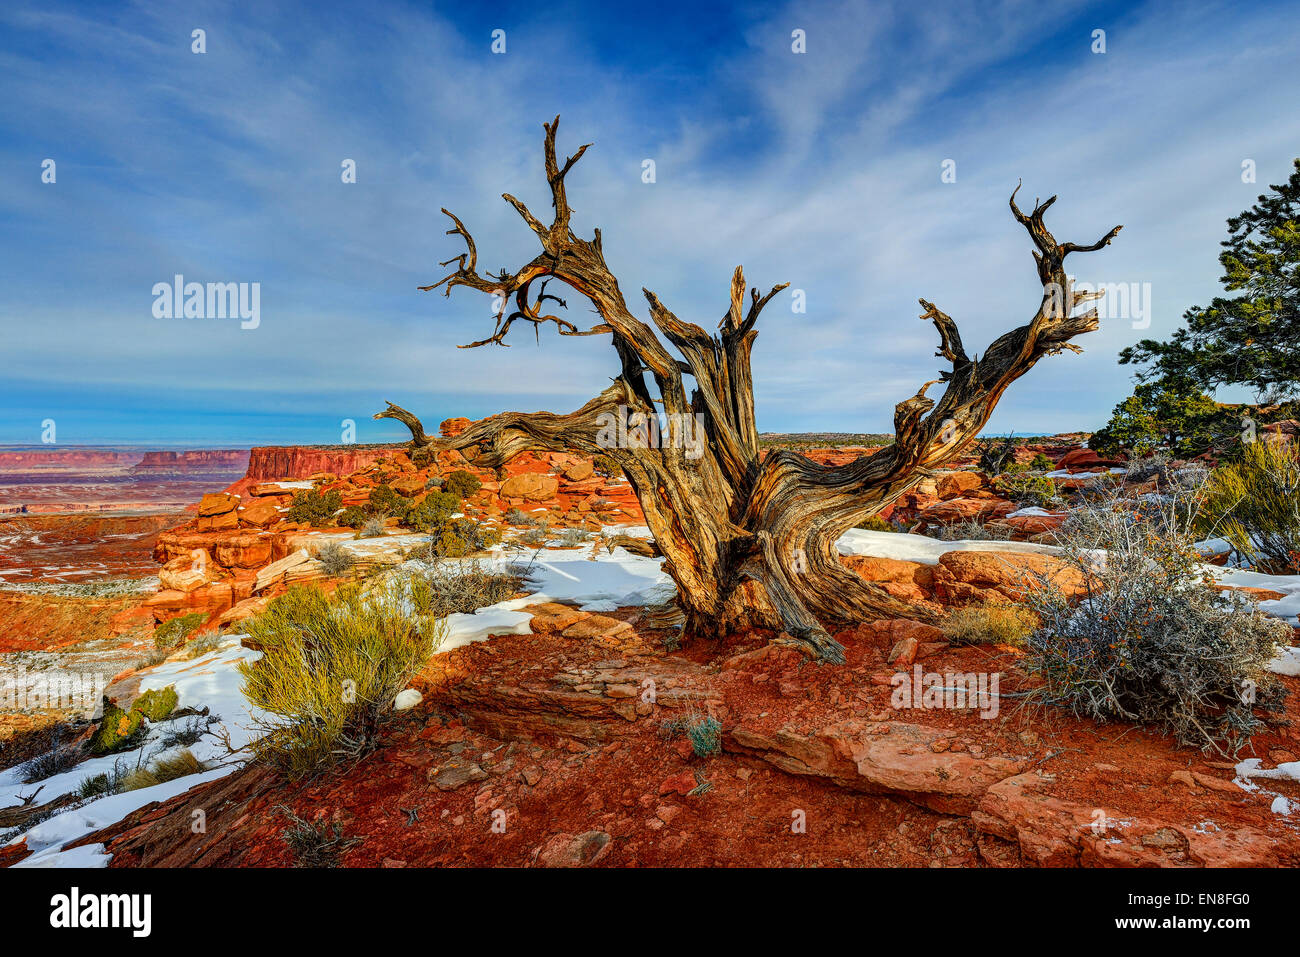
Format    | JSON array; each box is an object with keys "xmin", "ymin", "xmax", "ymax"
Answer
[
  {"xmin": 1201, "ymin": 438, "xmax": 1300, "ymax": 573},
  {"xmin": 133, "ymin": 686, "xmax": 178, "ymax": 722},
  {"xmin": 88, "ymin": 703, "xmax": 144, "ymax": 755},
  {"xmin": 154, "ymin": 612, "xmax": 206, "ymax": 652},
  {"xmin": 941, "ymin": 604, "xmax": 1037, "ymax": 646},
  {"xmin": 120, "ymin": 749, "xmax": 207, "ymax": 792},
  {"xmin": 443, "ymin": 470, "xmax": 482, "ymax": 499},
  {"xmin": 238, "ymin": 583, "xmax": 445, "ymax": 778},
  {"xmin": 287, "ymin": 489, "xmax": 342, "ymax": 527},
  {"xmin": 854, "ymin": 515, "xmax": 898, "ymax": 532},
  {"xmin": 88, "ymin": 685, "xmax": 179, "ymax": 754}
]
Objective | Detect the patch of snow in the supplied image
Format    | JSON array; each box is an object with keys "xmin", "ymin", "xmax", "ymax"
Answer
[
  {"xmin": 13, "ymin": 842, "xmax": 112, "ymax": 868},
  {"xmin": 1043, "ymin": 469, "xmax": 1117, "ymax": 479},
  {"xmin": 0, "ymin": 641, "xmax": 260, "ymax": 812},
  {"xmin": 392, "ymin": 689, "xmax": 422, "ymax": 711},
  {"xmin": 1194, "ymin": 537, "xmax": 1234, "ymax": 557},
  {"xmin": 1234, "ymin": 758, "xmax": 1300, "ymax": 784},
  {"xmin": 497, "ymin": 547, "xmax": 673, "ymax": 611},
  {"xmin": 1006, "ymin": 506, "xmax": 1055, "ymax": 518},
  {"xmin": 1211, "ymin": 566, "xmax": 1300, "ymax": 625},
  {"xmin": 3, "ymin": 639, "xmax": 263, "ymax": 865},
  {"xmin": 440, "ymin": 604, "xmax": 534, "ymax": 653},
  {"xmin": 834, "ymin": 529, "xmax": 1063, "ymax": 566},
  {"xmin": 1267, "ymin": 645, "xmax": 1300, "ymax": 676},
  {"xmin": 13, "ymin": 767, "xmax": 236, "ymax": 865},
  {"xmin": 602, "ymin": 525, "xmax": 653, "ymax": 539}
]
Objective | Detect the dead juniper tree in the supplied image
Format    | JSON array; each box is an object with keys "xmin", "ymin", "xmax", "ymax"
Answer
[{"xmin": 377, "ymin": 117, "xmax": 1121, "ymax": 662}]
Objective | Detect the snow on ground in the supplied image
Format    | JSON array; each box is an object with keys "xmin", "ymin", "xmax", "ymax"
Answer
[
  {"xmin": 835, "ymin": 528, "xmax": 1063, "ymax": 565},
  {"xmin": 510, "ymin": 546, "xmax": 670, "ymax": 611},
  {"xmin": 1236, "ymin": 758, "xmax": 1300, "ymax": 783},
  {"xmin": 1195, "ymin": 536, "xmax": 1235, "ymax": 559},
  {"xmin": 1212, "ymin": 566, "xmax": 1300, "ymax": 626},
  {"xmin": 1265, "ymin": 645, "xmax": 1300, "ymax": 676},
  {"xmin": 3, "ymin": 638, "xmax": 262, "ymax": 867},
  {"xmin": 601, "ymin": 525, "xmax": 653, "ymax": 539},
  {"xmin": 440, "ymin": 602, "xmax": 534, "ymax": 654},
  {"xmin": 12, "ymin": 768, "xmax": 236, "ymax": 867},
  {"xmin": 1042, "ymin": 467, "xmax": 1126, "ymax": 479},
  {"xmin": 1006, "ymin": 506, "xmax": 1057, "ymax": 518},
  {"xmin": 15, "ymin": 842, "xmax": 112, "ymax": 868}
]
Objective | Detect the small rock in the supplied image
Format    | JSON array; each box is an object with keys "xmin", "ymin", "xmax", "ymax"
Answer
[
  {"xmin": 887, "ymin": 636, "xmax": 920, "ymax": 667},
  {"xmin": 1192, "ymin": 771, "xmax": 1242, "ymax": 794},
  {"xmin": 1167, "ymin": 769, "xmax": 1199, "ymax": 789},
  {"xmin": 659, "ymin": 771, "xmax": 695, "ymax": 796},
  {"xmin": 915, "ymin": 641, "xmax": 950, "ymax": 660},
  {"xmin": 535, "ymin": 830, "xmax": 612, "ymax": 867},
  {"xmin": 562, "ymin": 615, "xmax": 633, "ymax": 640},
  {"xmin": 428, "ymin": 756, "xmax": 488, "ymax": 791}
]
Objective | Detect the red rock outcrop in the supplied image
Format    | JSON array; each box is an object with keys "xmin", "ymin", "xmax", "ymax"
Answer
[
  {"xmin": 440, "ymin": 417, "xmax": 472, "ymax": 438},
  {"xmin": 244, "ymin": 445, "xmax": 400, "ymax": 481},
  {"xmin": 1054, "ymin": 447, "xmax": 1122, "ymax": 470},
  {"xmin": 931, "ymin": 550, "xmax": 1086, "ymax": 605}
]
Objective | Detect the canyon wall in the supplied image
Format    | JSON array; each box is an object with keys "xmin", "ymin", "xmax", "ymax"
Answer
[
  {"xmin": 130, "ymin": 449, "xmax": 250, "ymax": 472},
  {"xmin": 0, "ymin": 449, "xmax": 141, "ymax": 470},
  {"xmin": 244, "ymin": 445, "xmax": 401, "ymax": 481}
]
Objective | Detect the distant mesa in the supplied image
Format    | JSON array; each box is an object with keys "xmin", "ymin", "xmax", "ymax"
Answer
[
  {"xmin": 129, "ymin": 449, "xmax": 250, "ymax": 473},
  {"xmin": 0, "ymin": 449, "xmax": 141, "ymax": 470},
  {"xmin": 0, "ymin": 447, "xmax": 249, "ymax": 474}
]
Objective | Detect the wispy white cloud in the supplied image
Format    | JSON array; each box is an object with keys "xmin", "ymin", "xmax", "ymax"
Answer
[{"xmin": 1, "ymin": 0, "xmax": 1298, "ymax": 444}]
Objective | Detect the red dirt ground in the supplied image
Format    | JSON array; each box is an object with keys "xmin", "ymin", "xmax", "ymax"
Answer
[{"xmin": 53, "ymin": 616, "xmax": 1300, "ymax": 869}]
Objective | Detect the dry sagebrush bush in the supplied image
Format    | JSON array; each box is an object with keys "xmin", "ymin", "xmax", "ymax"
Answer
[
  {"xmin": 119, "ymin": 749, "xmax": 207, "ymax": 792},
  {"xmin": 1024, "ymin": 492, "xmax": 1288, "ymax": 754},
  {"xmin": 414, "ymin": 558, "xmax": 518, "ymax": 617},
  {"xmin": 315, "ymin": 541, "xmax": 356, "ymax": 577}
]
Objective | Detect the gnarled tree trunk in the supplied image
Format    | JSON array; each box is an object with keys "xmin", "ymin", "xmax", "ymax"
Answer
[{"xmin": 378, "ymin": 117, "xmax": 1122, "ymax": 662}]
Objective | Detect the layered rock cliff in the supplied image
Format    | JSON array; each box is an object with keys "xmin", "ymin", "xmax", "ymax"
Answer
[{"xmin": 244, "ymin": 445, "xmax": 401, "ymax": 481}]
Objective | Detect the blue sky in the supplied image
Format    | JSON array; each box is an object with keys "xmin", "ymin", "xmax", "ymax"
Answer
[{"xmin": 2, "ymin": 0, "xmax": 1299, "ymax": 447}]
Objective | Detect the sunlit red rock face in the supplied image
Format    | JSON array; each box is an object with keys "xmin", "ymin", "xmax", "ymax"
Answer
[
  {"xmin": 243, "ymin": 445, "xmax": 397, "ymax": 482},
  {"xmin": 147, "ymin": 434, "xmax": 650, "ymax": 631}
]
